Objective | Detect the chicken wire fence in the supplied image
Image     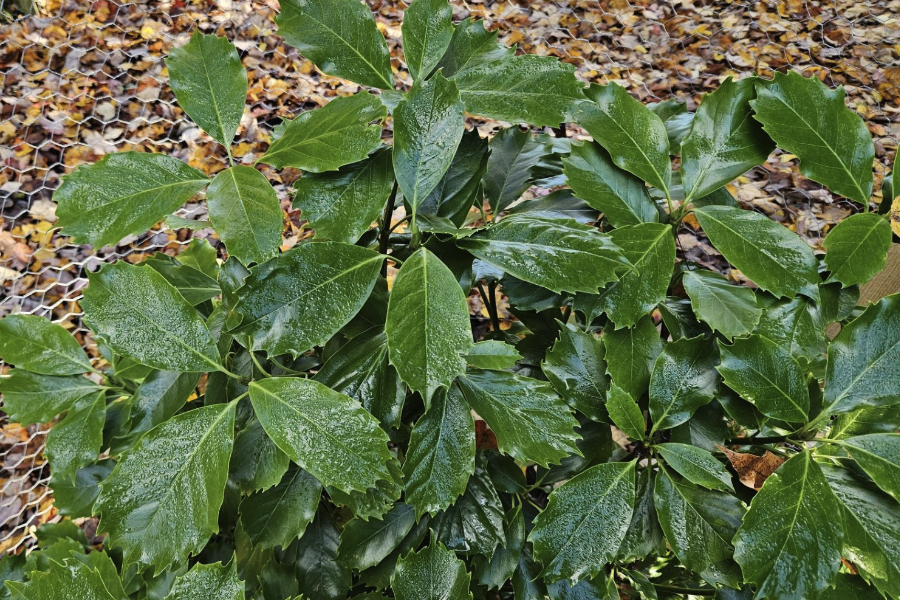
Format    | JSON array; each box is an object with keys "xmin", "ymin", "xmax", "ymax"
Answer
[{"xmin": 0, "ymin": 0, "xmax": 897, "ymax": 556}]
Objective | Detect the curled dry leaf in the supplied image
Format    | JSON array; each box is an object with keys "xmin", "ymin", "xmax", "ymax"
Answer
[{"xmin": 717, "ymin": 446, "xmax": 785, "ymax": 490}]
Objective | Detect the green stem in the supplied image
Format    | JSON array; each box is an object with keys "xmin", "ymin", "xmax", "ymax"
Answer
[
  {"xmin": 218, "ymin": 365, "xmax": 244, "ymax": 381},
  {"xmin": 652, "ymin": 584, "xmax": 715, "ymax": 597},
  {"xmin": 268, "ymin": 357, "xmax": 307, "ymax": 376},
  {"xmin": 798, "ymin": 410, "xmax": 833, "ymax": 437},
  {"xmin": 230, "ymin": 390, "xmax": 250, "ymax": 405},
  {"xmin": 813, "ymin": 438, "xmax": 844, "ymax": 446},
  {"xmin": 664, "ymin": 191, "xmax": 676, "ymax": 217},
  {"xmin": 249, "ymin": 351, "xmax": 271, "ymax": 378}
]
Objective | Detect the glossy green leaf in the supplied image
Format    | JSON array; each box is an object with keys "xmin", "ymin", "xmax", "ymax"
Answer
[
  {"xmin": 179, "ymin": 237, "xmax": 220, "ymax": 278},
  {"xmin": 95, "ymin": 403, "xmax": 236, "ymax": 575},
  {"xmin": 683, "ymin": 270, "xmax": 762, "ymax": 339},
  {"xmin": 385, "ymin": 247, "xmax": 472, "ymax": 404},
  {"xmin": 617, "ymin": 468, "xmax": 664, "ymax": 562},
  {"xmin": 430, "ymin": 466, "xmax": 505, "ymax": 556},
  {"xmin": 648, "ymin": 335, "xmax": 719, "ymax": 433},
  {"xmin": 295, "ymin": 506, "xmax": 351, "ymax": 600},
  {"xmin": 6, "ymin": 559, "xmax": 115, "ymax": 600},
  {"xmin": 240, "ymin": 467, "xmax": 322, "ymax": 550},
  {"xmin": 82, "ymin": 262, "xmax": 222, "ymax": 373},
  {"xmin": 823, "ymin": 212, "xmax": 892, "ymax": 287},
  {"xmin": 717, "ymin": 335, "xmax": 810, "ymax": 422},
  {"xmin": 232, "ymin": 241, "xmax": 383, "ymax": 357},
  {"xmin": 656, "ymin": 443, "xmax": 732, "ymax": 491},
  {"xmin": 751, "ymin": 70, "xmax": 874, "ymax": 204},
  {"xmin": 417, "ymin": 129, "xmax": 489, "ymax": 226},
  {"xmin": 356, "ymin": 515, "xmax": 431, "ymax": 590},
  {"xmin": 602, "ymin": 315, "xmax": 663, "ymax": 399},
  {"xmin": 654, "ymin": 466, "xmax": 744, "ymax": 587},
  {"xmin": 206, "ymin": 166, "xmax": 282, "ymax": 265},
  {"xmin": 455, "ymin": 55, "xmax": 584, "ymax": 127},
  {"xmin": 338, "ymin": 503, "xmax": 416, "ymax": 572},
  {"xmin": 830, "ymin": 405, "xmax": 900, "ymax": 439},
  {"xmin": 0, "ymin": 370, "xmax": 101, "ymax": 425},
  {"xmin": 229, "ymin": 418, "xmax": 290, "ymax": 493},
  {"xmin": 547, "ymin": 572, "xmax": 619, "ymax": 600},
  {"xmin": 485, "ymin": 453, "xmax": 526, "ymax": 494},
  {"xmin": 275, "ymin": 0, "xmax": 393, "ymax": 89},
  {"xmin": 590, "ymin": 223, "xmax": 675, "ymax": 328},
  {"xmin": 465, "ymin": 340, "xmax": 521, "ymax": 370},
  {"xmin": 456, "ymin": 369, "xmax": 580, "ymax": 467},
  {"xmin": 512, "ymin": 545, "xmax": 548, "ymax": 600},
  {"xmin": 577, "ymin": 82, "xmax": 671, "ymax": 194},
  {"xmin": 50, "ymin": 460, "xmax": 114, "ymax": 518},
  {"xmin": 0, "ymin": 314, "xmax": 92, "ymax": 375},
  {"xmin": 482, "ymin": 127, "xmax": 546, "ymax": 213},
  {"xmin": 393, "ymin": 73, "xmax": 464, "ymax": 219},
  {"xmin": 248, "ymin": 377, "xmax": 392, "ymax": 494},
  {"xmin": 733, "ymin": 451, "xmax": 843, "ymax": 600},
  {"xmin": 165, "ymin": 32, "xmax": 247, "ymax": 147},
  {"xmin": 393, "ymin": 542, "xmax": 472, "ymax": 600},
  {"xmin": 822, "ymin": 464, "xmax": 900, "ymax": 599},
  {"xmin": 167, "ymin": 559, "xmax": 244, "ymax": 600},
  {"xmin": 695, "ymin": 205, "xmax": 820, "ymax": 299},
  {"xmin": 818, "ymin": 574, "xmax": 884, "ymax": 600},
  {"xmin": 55, "ymin": 152, "xmax": 208, "ymax": 248},
  {"xmin": 536, "ymin": 419, "xmax": 615, "ymax": 487},
  {"xmin": 542, "ymin": 325, "xmax": 609, "ymax": 421},
  {"xmin": 507, "ymin": 189, "xmax": 598, "ymax": 224},
  {"xmin": 458, "ymin": 215, "xmax": 627, "ymax": 294},
  {"xmin": 292, "ymin": 148, "xmax": 393, "ymax": 244},
  {"xmin": 402, "ymin": 0, "xmax": 453, "ymax": 80},
  {"xmin": 529, "ymin": 461, "xmax": 636, "ymax": 585},
  {"xmin": 472, "ymin": 505, "xmax": 524, "ymax": 589},
  {"xmin": 436, "ymin": 17, "xmax": 512, "ymax": 78},
  {"xmin": 45, "ymin": 391, "xmax": 106, "ymax": 483},
  {"xmin": 606, "ymin": 383, "xmax": 645, "ymax": 441},
  {"xmin": 403, "ymin": 387, "xmax": 475, "ymax": 518},
  {"xmin": 260, "ymin": 92, "xmax": 386, "ymax": 171},
  {"xmin": 563, "ymin": 140, "xmax": 658, "ymax": 227},
  {"xmin": 823, "ymin": 294, "xmax": 900, "ymax": 414},
  {"xmin": 842, "ymin": 434, "xmax": 900, "ymax": 500},
  {"xmin": 315, "ymin": 329, "xmax": 405, "ymax": 430},
  {"xmin": 127, "ymin": 370, "xmax": 200, "ymax": 439},
  {"xmin": 681, "ymin": 77, "xmax": 774, "ymax": 201},
  {"xmin": 754, "ymin": 296, "xmax": 825, "ymax": 363},
  {"xmin": 327, "ymin": 457, "xmax": 403, "ymax": 522},
  {"xmin": 145, "ymin": 254, "xmax": 220, "ymax": 306}
]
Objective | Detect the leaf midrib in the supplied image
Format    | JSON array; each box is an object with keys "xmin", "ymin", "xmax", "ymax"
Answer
[
  {"xmin": 122, "ymin": 404, "xmax": 234, "ymax": 561},
  {"xmin": 2, "ymin": 326, "xmax": 91, "ymax": 373},
  {"xmin": 250, "ymin": 381, "xmax": 391, "ymax": 489},
  {"xmin": 235, "ymin": 253, "xmax": 384, "ymax": 330},
  {"xmin": 300, "ymin": 7, "xmax": 391, "ymax": 89},
  {"xmin": 764, "ymin": 90, "xmax": 868, "ymax": 202},
  {"xmin": 591, "ymin": 97, "xmax": 669, "ymax": 194},
  {"xmin": 90, "ymin": 272, "xmax": 221, "ymax": 373},
  {"xmin": 543, "ymin": 465, "xmax": 632, "ymax": 574}
]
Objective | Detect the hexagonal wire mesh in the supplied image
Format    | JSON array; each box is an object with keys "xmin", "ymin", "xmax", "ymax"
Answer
[{"xmin": 0, "ymin": 0, "xmax": 897, "ymax": 555}]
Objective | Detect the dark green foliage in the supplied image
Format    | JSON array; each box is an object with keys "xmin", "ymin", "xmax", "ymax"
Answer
[{"xmin": 1, "ymin": 3, "xmax": 895, "ymax": 599}]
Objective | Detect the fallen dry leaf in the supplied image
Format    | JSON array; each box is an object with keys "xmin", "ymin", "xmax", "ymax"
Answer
[
  {"xmin": 475, "ymin": 419, "xmax": 499, "ymax": 451},
  {"xmin": 717, "ymin": 446, "xmax": 786, "ymax": 491},
  {"xmin": 0, "ymin": 231, "xmax": 31, "ymax": 265}
]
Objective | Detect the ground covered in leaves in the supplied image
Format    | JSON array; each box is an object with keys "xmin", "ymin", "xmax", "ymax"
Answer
[{"xmin": 0, "ymin": 0, "xmax": 898, "ymax": 554}]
